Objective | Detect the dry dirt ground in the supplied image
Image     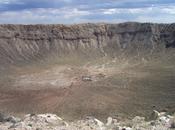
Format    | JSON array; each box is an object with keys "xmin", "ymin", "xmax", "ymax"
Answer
[{"xmin": 0, "ymin": 56, "xmax": 175, "ymax": 120}]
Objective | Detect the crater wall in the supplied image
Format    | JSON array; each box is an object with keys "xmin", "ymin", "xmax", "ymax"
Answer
[{"xmin": 0, "ymin": 22, "xmax": 175, "ymax": 66}]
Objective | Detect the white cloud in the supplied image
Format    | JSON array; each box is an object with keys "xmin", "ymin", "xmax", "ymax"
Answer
[
  {"xmin": 102, "ymin": 9, "xmax": 119, "ymax": 15},
  {"xmin": 0, "ymin": 0, "xmax": 12, "ymax": 4},
  {"xmin": 61, "ymin": 0, "xmax": 72, "ymax": 3},
  {"xmin": 135, "ymin": 15, "xmax": 175, "ymax": 23},
  {"xmin": 101, "ymin": 7, "xmax": 154, "ymax": 15},
  {"xmin": 101, "ymin": 7, "xmax": 150, "ymax": 15},
  {"xmin": 101, "ymin": 5, "xmax": 175, "ymax": 17},
  {"xmin": 0, "ymin": 0, "xmax": 21, "ymax": 4},
  {"xmin": 162, "ymin": 6, "xmax": 175, "ymax": 14},
  {"xmin": 62, "ymin": 8, "xmax": 91, "ymax": 19},
  {"xmin": 0, "ymin": 4, "xmax": 175, "ymax": 24},
  {"xmin": 0, "ymin": 8, "xmax": 91, "ymax": 24}
]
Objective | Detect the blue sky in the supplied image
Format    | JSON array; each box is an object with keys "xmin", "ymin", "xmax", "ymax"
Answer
[{"xmin": 0, "ymin": 0, "xmax": 175, "ymax": 24}]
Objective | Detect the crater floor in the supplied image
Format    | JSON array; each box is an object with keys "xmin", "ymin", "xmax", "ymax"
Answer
[{"xmin": 0, "ymin": 55, "xmax": 175, "ymax": 120}]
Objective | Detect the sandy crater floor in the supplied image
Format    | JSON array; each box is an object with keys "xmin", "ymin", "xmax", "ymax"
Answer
[{"xmin": 0, "ymin": 58, "xmax": 175, "ymax": 120}]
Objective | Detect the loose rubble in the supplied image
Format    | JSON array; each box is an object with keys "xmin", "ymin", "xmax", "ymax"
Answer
[{"xmin": 0, "ymin": 111, "xmax": 175, "ymax": 130}]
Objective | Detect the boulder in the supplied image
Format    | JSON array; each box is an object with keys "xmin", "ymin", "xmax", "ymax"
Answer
[
  {"xmin": 132, "ymin": 116, "xmax": 145, "ymax": 124},
  {"xmin": 0, "ymin": 113, "xmax": 20, "ymax": 123},
  {"xmin": 94, "ymin": 118, "xmax": 104, "ymax": 127},
  {"xmin": 150, "ymin": 110, "xmax": 160, "ymax": 120},
  {"xmin": 106, "ymin": 117, "xmax": 113, "ymax": 126},
  {"xmin": 6, "ymin": 116, "xmax": 21, "ymax": 123}
]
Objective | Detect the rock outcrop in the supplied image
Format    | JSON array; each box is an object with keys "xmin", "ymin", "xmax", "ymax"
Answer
[
  {"xmin": 0, "ymin": 111, "xmax": 174, "ymax": 130},
  {"xmin": 0, "ymin": 22, "xmax": 175, "ymax": 67}
]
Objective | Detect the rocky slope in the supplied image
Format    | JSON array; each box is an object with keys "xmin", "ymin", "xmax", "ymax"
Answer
[
  {"xmin": 0, "ymin": 111, "xmax": 175, "ymax": 130},
  {"xmin": 0, "ymin": 22, "xmax": 175, "ymax": 67}
]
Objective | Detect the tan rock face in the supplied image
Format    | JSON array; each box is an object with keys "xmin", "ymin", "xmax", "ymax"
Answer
[{"xmin": 0, "ymin": 23, "xmax": 174, "ymax": 66}]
